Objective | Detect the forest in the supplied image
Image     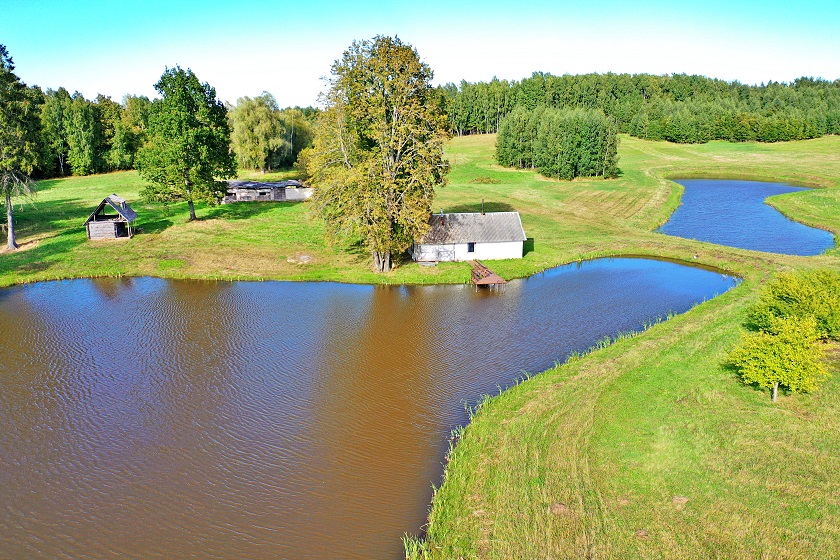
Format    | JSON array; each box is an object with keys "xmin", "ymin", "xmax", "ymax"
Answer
[
  {"xmin": 26, "ymin": 85, "xmax": 316, "ymax": 179},
  {"xmin": 16, "ymin": 70, "xmax": 840, "ymax": 180},
  {"xmin": 441, "ymin": 72, "xmax": 840, "ymax": 143}
]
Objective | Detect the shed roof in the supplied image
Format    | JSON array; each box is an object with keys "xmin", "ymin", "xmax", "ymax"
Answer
[
  {"xmin": 419, "ymin": 212, "xmax": 527, "ymax": 244},
  {"xmin": 85, "ymin": 194, "xmax": 137, "ymax": 224},
  {"xmin": 226, "ymin": 180, "xmax": 305, "ymax": 190}
]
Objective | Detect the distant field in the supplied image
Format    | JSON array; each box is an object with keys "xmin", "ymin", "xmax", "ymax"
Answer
[{"xmin": 2, "ymin": 135, "xmax": 839, "ymax": 558}]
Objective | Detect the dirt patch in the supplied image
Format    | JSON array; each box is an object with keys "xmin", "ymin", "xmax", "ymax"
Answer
[
  {"xmin": 634, "ymin": 529, "xmax": 650, "ymax": 539},
  {"xmin": 550, "ymin": 503, "xmax": 571, "ymax": 516},
  {"xmin": 672, "ymin": 496, "xmax": 689, "ymax": 510},
  {"xmin": 287, "ymin": 254, "xmax": 313, "ymax": 264}
]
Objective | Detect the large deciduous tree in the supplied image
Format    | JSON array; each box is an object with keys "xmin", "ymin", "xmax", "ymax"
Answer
[
  {"xmin": 229, "ymin": 92, "xmax": 287, "ymax": 173},
  {"xmin": 136, "ymin": 66, "xmax": 235, "ymax": 221},
  {"xmin": 306, "ymin": 35, "xmax": 450, "ymax": 273},
  {"xmin": 0, "ymin": 45, "xmax": 41, "ymax": 251}
]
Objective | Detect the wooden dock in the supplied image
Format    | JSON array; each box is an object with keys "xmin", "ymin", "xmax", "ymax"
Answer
[{"xmin": 469, "ymin": 260, "xmax": 506, "ymax": 286}]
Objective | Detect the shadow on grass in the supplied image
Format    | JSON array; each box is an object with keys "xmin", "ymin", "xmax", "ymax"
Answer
[
  {"xmin": 203, "ymin": 201, "xmax": 296, "ymax": 221},
  {"xmin": 0, "ymin": 229, "xmax": 88, "ymax": 277},
  {"xmin": 524, "ymin": 237, "xmax": 535, "ymax": 255},
  {"xmin": 441, "ymin": 201, "xmax": 518, "ymax": 214}
]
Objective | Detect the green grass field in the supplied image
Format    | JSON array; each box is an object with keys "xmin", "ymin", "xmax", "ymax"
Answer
[{"xmin": 3, "ymin": 134, "xmax": 839, "ymax": 558}]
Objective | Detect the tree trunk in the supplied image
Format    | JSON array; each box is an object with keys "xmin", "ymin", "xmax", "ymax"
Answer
[
  {"xmin": 185, "ymin": 179, "xmax": 197, "ymax": 221},
  {"xmin": 372, "ymin": 250, "xmax": 392, "ymax": 273},
  {"xmin": 59, "ymin": 153, "xmax": 65, "ymax": 176},
  {"xmin": 6, "ymin": 191, "xmax": 18, "ymax": 251},
  {"xmin": 772, "ymin": 381, "xmax": 778, "ymax": 402}
]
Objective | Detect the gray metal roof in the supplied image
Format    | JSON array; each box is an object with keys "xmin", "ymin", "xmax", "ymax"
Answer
[
  {"xmin": 419, "ymin": 212, "xmax": 527, "ymax": 244},
  {"xmin": 85, "ymin": 194, "xmax": 137, "ymax": 224},
  {"xmin": 227, "ymin": 180, "xmax": 305, "ymax": 189}
]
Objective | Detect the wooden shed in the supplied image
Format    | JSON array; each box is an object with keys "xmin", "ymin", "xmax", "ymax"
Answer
[
  {"xmin": 85, "ymin": 194, "xmax": 137, "ymax": 240},
  {"xmin": 222, "ymin": 180, "xmax": 313, "ymax": 203}
]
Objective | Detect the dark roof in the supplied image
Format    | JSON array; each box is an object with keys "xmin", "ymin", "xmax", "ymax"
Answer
[
  {"xmin": 227, "ymin": 180, "xmax": 305, "ymax": 189},
  {"xmin": 419, "ymin": 212, "xmax": 527, "ymax": 244},
  {"xmin": 85, "ymin": 194, "xmax": 137, "ymax": 224}
]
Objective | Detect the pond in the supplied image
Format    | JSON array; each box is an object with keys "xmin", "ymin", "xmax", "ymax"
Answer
[
  {"xmin": 0, "ymin": 259, "xmax": 737, "ymax": 559},
  {"xmin": 657, "ymin": 179, "xmax": 835, "ymax": 255}
]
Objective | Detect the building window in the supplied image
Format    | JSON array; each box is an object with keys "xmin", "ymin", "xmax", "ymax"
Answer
[{"xmin": 467, "ymin": 242, "xmax": 475, "ymax": 253}]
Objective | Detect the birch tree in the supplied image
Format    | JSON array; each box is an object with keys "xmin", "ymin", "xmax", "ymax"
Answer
[
  {"xmin": 0, "ymin": 45, "xmax": 41, "ymax": 251},
  {"xmin": 307, "ymin": 36, "xmax": 450, "ymax": 272}
]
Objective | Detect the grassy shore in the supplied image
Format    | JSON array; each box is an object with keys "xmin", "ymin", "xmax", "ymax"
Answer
[
  {"xmin": 412, "ymin": 136, "xmax": 840, "ymax": 559},
  {"xmin": 3, "ymin": 135, "xmax": 840, "ymax": 557}
]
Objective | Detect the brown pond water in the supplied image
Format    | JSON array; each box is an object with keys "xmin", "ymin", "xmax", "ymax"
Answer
[{"xmin": 0, "ymin": 258, "xmax": 736, "ymax": 559}]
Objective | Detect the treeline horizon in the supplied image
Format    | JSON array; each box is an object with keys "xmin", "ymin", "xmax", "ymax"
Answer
[
  {"xmin": 28, "ymin": 85, "xmax": 318, "ymax": 179},
  {"xmin": 17, "ymin": 69, "xmax": 840, "ymax": 180},
  {"xmin": 440, "ymin": 72, "xmax": 840, "ymax": 143}
]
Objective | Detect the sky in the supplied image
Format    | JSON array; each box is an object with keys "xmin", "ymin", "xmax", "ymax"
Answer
[{"xmin": 2, "ymin": 0, "xmax": 839, "ymax": 108}]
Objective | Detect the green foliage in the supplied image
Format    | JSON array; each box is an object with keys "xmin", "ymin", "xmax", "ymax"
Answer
[
  {"xmin": 229, "ymin": 95, "xmax": 314, "ymax": 172},
  {"xmin": 497, "ymin": 106, "xmax": 619, "ymax": 180},
  {"xmin": 40, "ymin": 87, "xmax": 72, "ymax": 175},
  {"xmin": 747, "ymin": 270, "xmax": 840, "ymax": 341},
  {"xmin": 0, "ymin": 44, "xmax": 42, "ymax": 250},
  {"xmin": 728, "ymin": 316, "xmax": 828, "ymax": 399},
  {"xmin": 307, "ymin": 35, "xmax": 450, "ymax": 272},
  {"xmin": 136, "ymin": 66, "xmax": 236, "ymax": 220},
  {"xmin": 446, "ymin": 72, "xmax": 840, "ymax": 144}
]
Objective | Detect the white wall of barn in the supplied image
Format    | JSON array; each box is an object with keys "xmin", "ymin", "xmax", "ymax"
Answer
[{"xmin": 413, "ymin": 241, "xmax": 523, "ymax": 262}]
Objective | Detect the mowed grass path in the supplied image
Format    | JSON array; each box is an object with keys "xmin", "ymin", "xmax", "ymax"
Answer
[
  {"xmin": 3, "ymin": 135, "xmax": 840, "ymax": 558},
  {"xmin": 416, "ymin": 136, "xmax": 840, "ymax": 559}
]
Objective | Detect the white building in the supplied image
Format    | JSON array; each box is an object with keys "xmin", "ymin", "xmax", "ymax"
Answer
[{"xmin": 412, "ymin": 211, "xmax": 527, "ymax": 262}]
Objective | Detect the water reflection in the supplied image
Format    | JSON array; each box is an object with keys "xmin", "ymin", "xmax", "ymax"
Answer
[{"xmin": 0, "ymin": 259, "xmax": 737, "ymax": 559}]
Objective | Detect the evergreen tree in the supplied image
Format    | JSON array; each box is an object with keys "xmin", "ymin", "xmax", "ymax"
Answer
[{"xmin": 0, "ymin": 45, "xmax": 41, "ymax": 251}]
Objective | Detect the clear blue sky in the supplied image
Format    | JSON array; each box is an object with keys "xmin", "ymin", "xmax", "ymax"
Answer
[{"xmin": 3, "ymin": 0, "xmax": 838, "ymax": 107}]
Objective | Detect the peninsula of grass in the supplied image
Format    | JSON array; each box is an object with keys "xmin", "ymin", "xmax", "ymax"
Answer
[{"xmin": 3, "ymin": 135, "xmax": 840, "ymax": 557}]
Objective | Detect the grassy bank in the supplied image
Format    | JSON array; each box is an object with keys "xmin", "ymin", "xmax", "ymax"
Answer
[
  {"xmin": 410, "ymin": 136, "xmax": 840, "ymax": 558},
  {"xmin": 3, "ymin": 135, "xmax": 840, "ymax": 557}
]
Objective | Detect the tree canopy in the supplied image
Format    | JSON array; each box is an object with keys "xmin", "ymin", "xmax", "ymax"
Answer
[
  {"xmin": 442, "ymin": 72, "xmax": 840, "ymax": 144},
  {"xmin": 496, "ymin": 105, "xmax": 619, "ymax": 180},
  {"xmin": 306, "ymin": 36, "xmax": 450, "ymax": 272},
  {"xmin": 136, "ymin": 66, "xmax": 235, "ymax": 221},
  {"xmin": 0, "ymin": 44, "xmax": 42, "ymax": 250},
  {"xmin": 228, "ymin": 93, "xmax": 314, "ymax": 173}
]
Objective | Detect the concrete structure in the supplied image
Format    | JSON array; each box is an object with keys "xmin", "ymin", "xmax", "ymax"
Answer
[
  {"xmin": 85, "ymin": 194, "xmax": 137, "ymax": 240},
  {"xmin": 223, "ymin": 180, "xmax": 313, "ymax": 203},
  {"xmin": 413, "ymin": 211, "xmax": 527, "ymax": 262}
]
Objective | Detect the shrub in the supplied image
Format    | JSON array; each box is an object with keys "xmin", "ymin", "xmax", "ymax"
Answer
[
  {"xmin": 728, "ymin": 316, "xmax": 828, "ymax": 401},
  {"xmin": 747, "ymin": 270, "xmax": 840, "ymax": 341}
]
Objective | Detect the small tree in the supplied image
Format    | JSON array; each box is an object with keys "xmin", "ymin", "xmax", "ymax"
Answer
[
  {"xmin": 728, "ymin": 316, "xmax": 829, "ymax": 402},
  {"xmin": 136, "ymin": 67, "xmax": 235, "ymax": 221},
  {"xmin": 307, "ymin": 36, "xmax": 450, "ymax": 272},
  {"xmin": 747, "ymin": 270, "xmax": 840, "ymax": 341},
  {"xmin": 0, "ymin": 45, "xmax": 41, "ymax": 251}
]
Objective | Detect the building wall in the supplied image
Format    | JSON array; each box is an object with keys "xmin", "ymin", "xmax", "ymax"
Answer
[
  {"xmin": 414, "ymin": 241, "xmax": 522, "ymax": 262},
  {"xmin": 87, "ymin": 221, "xmax": 117, "ymax": 239}
]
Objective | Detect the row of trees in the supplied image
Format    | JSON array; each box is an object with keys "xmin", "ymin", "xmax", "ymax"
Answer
[
  {"xmin": 40, "ymin": 88, "xmax": 151, "ymax": 176},
  {"xmin": 5, "ymin": 57, "xmax": 316, "ymax": 180},
  {"xmin": 441, "ymin": 73, "xmax": 840, "ymax": 143},
  {"xmin": 496, "ymin": 106, "xmax": 619, "ymax": 180}
]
